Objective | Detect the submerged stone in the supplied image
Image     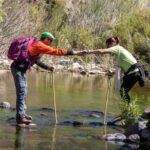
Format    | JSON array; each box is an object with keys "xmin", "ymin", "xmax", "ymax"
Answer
[
  {"xmin": 59, "ymin": 121, "xmax": 73, "ymax": 126},
  {"xmin": 89, "ymin": 113, "xmax": 101, "ymax": 118},
  {"xmin": 73, "ymin": 121, "xmax": 83, "ymax": 127},
  {"xmin": 102, "ymin": 133, "xmax": 126, "ymax": 141},
  {"xmin": 59, "ymin": 120, "xmax": 104, "ymax": 127},
  {"xmin": 79, "ymin": 110, "xmax": 104, "ymax": 118},
  {"xmin": 34, "ymin": 107, "xmax": 54, "ymax": 112},
  {"xmin": 89, "ymin": 122, "xmax": 103, "ymax": 126}
]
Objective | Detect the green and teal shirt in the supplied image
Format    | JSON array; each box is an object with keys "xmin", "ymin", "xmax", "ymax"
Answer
[{"xmin": 109, "ymin": 45, "xmax": 138, "ymax": 74}]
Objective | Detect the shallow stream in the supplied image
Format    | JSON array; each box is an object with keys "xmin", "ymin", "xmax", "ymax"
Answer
[{"xmin": 0, "ymin": 71, "xmax": 150, "ymax": 150}]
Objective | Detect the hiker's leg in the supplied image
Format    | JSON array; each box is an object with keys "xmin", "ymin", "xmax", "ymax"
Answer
[
  {"xmin": 23, "ymin": 75, "xmax": 32, "ymax": 120},
  {"xmin": 120, "ymin": 74, "xmax": 139, "ymax": 103},
  {"xmin": 11, "ymin": 66, "xmax": 27, "ymax": 123},
  {"xmin": 24, "ymin": 74, "xmax": 27, "ymax": 110}
]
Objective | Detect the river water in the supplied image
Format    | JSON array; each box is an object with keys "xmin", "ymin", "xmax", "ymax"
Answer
[{"xmin": 0, "ymin": 71, "xmax": 150, "ymax": 150}]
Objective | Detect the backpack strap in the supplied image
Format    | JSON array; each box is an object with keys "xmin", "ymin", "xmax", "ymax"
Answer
[
  {"xmin": 124, "ymin": 63, "xmax": 137, "ymax": 75},
  {"xmin": 125, "ymin": 63, "xmax": 145, "ymax": 78}
]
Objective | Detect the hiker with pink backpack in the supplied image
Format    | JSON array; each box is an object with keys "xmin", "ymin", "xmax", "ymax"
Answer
[{"xmin": 8, "ymin": 32, "xmax": 83, "ymax": 125}]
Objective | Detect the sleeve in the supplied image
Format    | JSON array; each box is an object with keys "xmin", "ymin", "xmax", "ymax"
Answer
[
  {"xmin": 35, "ymin": 58, "xmax": 49, "ymax": 70},
  {"xmin": 108, "ymin": 45, "xmax": 119, "ymax": 55},
  {"xmin": 29, "ymin": 41, "xmax": 74, "ymax": 56}
]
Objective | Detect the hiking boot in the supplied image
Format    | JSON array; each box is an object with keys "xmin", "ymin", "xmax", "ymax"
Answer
[
  {"xmin": 18, "ymin": 117, "xmax": 32, "ymax": 125},
  {"xmin": 25, "ymin": 115, "xmax": 32, "ymax": 120}
]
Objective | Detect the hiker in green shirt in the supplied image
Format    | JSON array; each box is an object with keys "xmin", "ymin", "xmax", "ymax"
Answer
[{"xmin": 86, "ymin": 37, "xmax": 145, "ymax": 103}]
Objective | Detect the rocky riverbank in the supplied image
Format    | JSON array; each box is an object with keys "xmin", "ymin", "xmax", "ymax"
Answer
[
  {"xmin": 0, "ymin": 57, "xmax": 113, "ymax": 76},
  {"xmin": 98, "ymin": 107, "xmax": 150, "ymax": 150}
]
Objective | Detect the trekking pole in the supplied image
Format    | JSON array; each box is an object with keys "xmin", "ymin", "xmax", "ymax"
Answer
[
  {"xmin": 103, "ymin": 76, "xmax": 111, "ymax": 125},
  {"xmin": 51, "ymin": 71, "xmax": 58, "ymax": 124},
  {"xmin": 103, "ymin": 54, "xmax": 112, "ymax": 126},
  {"xmin": 50, "ymin": 71, "xmax": 53, "ymax": 88}
]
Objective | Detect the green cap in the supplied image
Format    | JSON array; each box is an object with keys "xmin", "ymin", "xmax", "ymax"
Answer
[{"xmin": 40, "ymin": 32, "xmax": 55, "ymax": 40}]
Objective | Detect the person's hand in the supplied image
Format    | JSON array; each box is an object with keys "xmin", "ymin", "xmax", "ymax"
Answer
[
  {"xmin": 48, "ymin": 66, "xmax": 55, "ymax": 72},
  {"xmin": 73, "ymin": 50, "xmax": 89, "ymax": 56},
  {"xmin": 73, "ymin": 50, "xmax": 84, "ymax": 56},
  {"xmin": 106, "ymin": 69, "xmax": 115, "ymax": 77}
]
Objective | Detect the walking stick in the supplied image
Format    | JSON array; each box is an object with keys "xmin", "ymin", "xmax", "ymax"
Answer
[
  {"xmin": 51, "ymin": 72, "xmax": 58, "ymax": 124},
  {"xmin": 103, "ymin": 53, "xmax": 113, "ymax": 127},
  {"xmin": 103, "ymin": 76, "xmax": 111, "ymax": 125}
]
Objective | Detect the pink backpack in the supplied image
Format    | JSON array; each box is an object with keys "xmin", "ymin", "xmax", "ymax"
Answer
[{"xmin": 7, "ymin": 36, "xmax": 37, "ymax": 67}]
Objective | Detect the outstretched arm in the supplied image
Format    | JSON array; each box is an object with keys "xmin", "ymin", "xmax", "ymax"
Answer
[
  {"xmin": 35, "ymin": 58, "xmax": 54, "ymax": 72},
  {"xmin": 86, "ymin": 49, "xmax": 112, "ymax": 54}
]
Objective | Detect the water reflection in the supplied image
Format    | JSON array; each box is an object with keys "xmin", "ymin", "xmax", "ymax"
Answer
[
  {"xmin": 0, "ymin": 71, "xmax": 150, "ymax": 150},
  {"xmin": 14, "ymin": 127, "xmax": 26, "ymax": 150},
  {"xmin": 50, "ymin": 125, "xmax": 57, "ymax": 150}
]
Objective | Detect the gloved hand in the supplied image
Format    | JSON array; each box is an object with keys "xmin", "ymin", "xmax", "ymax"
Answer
[{"xmin": 48, "ymin": 66, "xmax": 55, "ymax": 72}]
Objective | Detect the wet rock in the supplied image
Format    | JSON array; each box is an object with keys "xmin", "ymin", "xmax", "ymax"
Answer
[
  {"xmin": 107, "ymin": 116, "xmax": 125, "ymax": 127},
  {"xmin": 88, "ymin": 71, "xmax": 96, "ymax": 75},
  {"xmin": 125, "ymin": 121, "xmax": 148, "ymax": 138},
  {"xmin": 89, "ymin": 113, "xmax": 101, "ymax": 118},
  {"xmin": 141, "ymin": 107, "xmax": 150, "ymax": 119},
  {"xmin": 73, "ymin": 121, "xmax": 83, "ymax": 127},
  {"xmin": 101, "ymin": 133, "xmax": 126, "ymax": 141},
  {"xmin": 138, "ymin": 120, "xmax": 148, "ymax": 130},
  {"xmin": 89, "ymin": 122, "xmax": 103, "ymax": 126},
  {"xmin": 0, "ymin": 102, "xmax": 11, "ymax": 109},
  {"xmin": 140, "ymin": 129, "xmax": 150, "ymax": 140},
  {"xmin": 101, "ymin": 133, "xmax": 140, "ymax": 144},
  {"xmin": 80, "ymin": 70, "xmax": 87, "ymax": 75},
  {"xmin": 68, "ymin": 62, "xmax": 84, "ymax": 72},
  {"xmin": 59, "ymin": 121, "xmax": 103, "ymax": 127},
  {"xmin": 127, "ymin": 134, "xmax": 140, "ymax": 144},
  {"xmin": 34, "ymin": 107, "xmax": 54, "ymax": 112},
  {"xmin": 88, "ymin": 70, "xmax": 105, "ymax": 75},
  {"xmin": 100, "ymin": 108, "xmax": 150, "ymax": 146},
  {"xmin": 59, "ymin": 121, "xmax": 83, "ymax": 127},
  {"xmin": 142, "ymin": 108, "xmax": 150, "ymax": 129},
  {"xmin": 72, "ymin": 62, "xmax": 84, "ymax": 70},
  {"xmin": 125, "ymin": 123, "xmax": 142, "ymax": 139},
  {"xmin": 80, "ymin": 110, "xmax": 104, "ymax": 118},
  {"xmin": 59, "ymin": 121, "xmax": 73, "ymax": 126}
]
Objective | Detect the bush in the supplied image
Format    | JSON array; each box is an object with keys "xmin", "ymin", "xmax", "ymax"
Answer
[
  {"xmin": 120, "ymin": 96, "xmax": 142, "ymax": 127},
  {"xmin": 113, "ymin": 10, "xmax": 150, "ymax": 65}
]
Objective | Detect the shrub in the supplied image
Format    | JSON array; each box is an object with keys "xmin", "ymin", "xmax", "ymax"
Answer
[{"xmin": 120, "ymin": 96, "xmax": 142, "ymax": 127}]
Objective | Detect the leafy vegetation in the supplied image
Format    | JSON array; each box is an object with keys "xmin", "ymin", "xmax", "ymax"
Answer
[
  {"xmin": 113, "ymin": 9, "xmax": 150, "ymax": 69},
  {"xmin": 120, "ymin": 96, "xmax": 142, "ymax": 127},
  {"xmin": 0, "ymin": 0, "xmax": 149, "ymax": 69},
  {"xmin": 0, "ymin": 0, "xmax": 5, "ymax": 23}
]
